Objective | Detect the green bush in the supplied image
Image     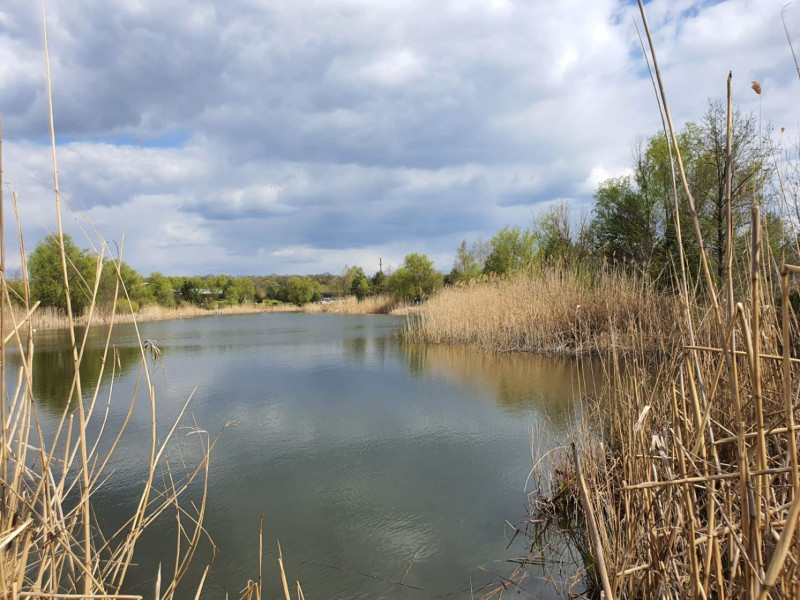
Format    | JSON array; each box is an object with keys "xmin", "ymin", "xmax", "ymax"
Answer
[{"xmin": 115, "ymin": 298, "xmax": 139, "ymax": 314}]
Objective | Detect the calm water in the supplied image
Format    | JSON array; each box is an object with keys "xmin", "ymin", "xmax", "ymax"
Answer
[{"xmin": 15, "ymin": 313, "xmax": 588, "ymax": 599}]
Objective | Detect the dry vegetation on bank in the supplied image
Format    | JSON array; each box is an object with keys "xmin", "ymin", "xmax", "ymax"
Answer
[
  {"xmin": 521, "ymin": 245, "xmax": 800, "ymax": 598},
  {"xmin": 302, "ymin": 293, "xmax": 402, "ymax": 315},
  {"xmin": 5, "ymin": 301, "xmax": 300, "ymax": 333},
  {"xmin": 511, "ymin": 4, "xmax": 800, "ymax": 598},
  {"xmin": 405, "ymin": 266, "xmax": 686, "ymax": 356}
]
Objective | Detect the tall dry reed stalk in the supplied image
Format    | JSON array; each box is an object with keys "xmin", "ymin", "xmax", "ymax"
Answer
[
  {"xmin": 0, "ymin": 10, "xmax": 226, "ymax": 599},
  {"xmin": 522, "ymin": 3, "xmax": 800, "ymax": 597}
]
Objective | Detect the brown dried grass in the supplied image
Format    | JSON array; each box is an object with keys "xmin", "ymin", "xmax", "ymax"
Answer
[
  {"xmin": 303, "ymin": 294, "xmax": 401, "ymax": 315},
  {"xmin": 2, "ymin": 302, "xmax": 299, "ymax": 334},
  {"xmin": 405, "ymin": 266, "xmax": 685, "ymax": 356},
  {"xmin": 520, "ymin": 4, "xmax": 800, "ymax": 597}
]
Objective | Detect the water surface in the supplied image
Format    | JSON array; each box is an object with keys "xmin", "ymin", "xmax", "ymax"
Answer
[{"xmin": 18, "ymin": 313, "xmax": 588, "ymax": 599}]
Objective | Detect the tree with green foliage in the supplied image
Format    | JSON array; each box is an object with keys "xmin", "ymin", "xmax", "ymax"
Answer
[
  {"xmin": 448, "ymin": 240, "xmax": 483, "ymax": 284},
  {"xmin": 29, "ymin": 234, "xmax": 95, "ymax": 315},
  {"xmin": 286, "ymin": 276, "xmax": 317, "ymax": 306},
  {"xmin": 223, "ymin": 277, "xmax": 256, "ymax": 304},
  {"xmin": 95, "ymin": 259, "xmax": 152, "ymax": 312},
  {"xmin": 533, "ymin": 201, "xmax": 582, "ymax": 262},
  {"xmin": 588, "ymin": 175, "xmax": 660, "ymax": 266},
  {"xmin": 483, "ymin": 227, "xmax": 537, "ymax": 276},
  {"xmin": 634, "ymin": 103, "xmax": 766, "ymax": 280},
  {"xmin": 389, "ymin": 253, "xmax": 443, "ymax": 302},
  {"xmin": 180, "ymin": 276, "xmax": 204, "ymax": 305},
  {"xmin": 371, "ymin": 270, "xmax": 388, "ymax": 294},
  {"xmin": 147, "ymin": 272, "xmax": 177, "ymax": 307},
  {"xmin": 696, "ymin": 101, "xmax": 766, "ymax": 280},
  {"xmin": 348, "ymin": 266, "xmax": 371, "ymax": 300},
  {"xmin": 331, "ymin": 266, "xmax": 353, "ymax": 299},
  {"xmin": 266, "ymin": 278, "xmax": 283, "ymax": 301}
]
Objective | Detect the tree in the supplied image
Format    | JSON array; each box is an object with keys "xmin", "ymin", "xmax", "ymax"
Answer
[
  {"xmin": 180, "ymin": 276, "xmax": 204, "ymax": 305},
  {"xmin": 96, "ymin": 259, "xmax": 151, "ymax": 311},
  {"xmin": 286, "ymin": 276, "xmax": 317, "ymax": 306},
  {"xmin": 588, "ymin": 176, "xmax": 660, "ymax": 266},
  {"xmin": 632, "ymin": 104, "xmax": 766, "ymax": 281},
  {"xmin": 147, "ymin": 272, "xmax": 177, "ymax": 307},
  {"xmin": 29, "ymin": 234, "xmax": 95, "ymax": 315},
  {"xmin": 389, "ymin": 253, "xmax": 443, "ymax": 302},
  {"xmin": 332, "ymin": 266, "xmax": 353, "ymax": 299},
  {"xmin": 265, "ymin": 278, "xmax": 283, "ymax": 301},
  {"xmin": 483, "ymin": 227, "xmax": 537, "ymax": 275},
  {"xmin": 371, "ymin": 270, "xmax": 388, "ymax": 294},
  {"xmin": 348, "ymin": 266, "xmax": 371, "ymax": 300},
  {"xmin": 533, "ymin": 201, "xmax": 579, "ymax": 262},
  {"xmin": 223, "ymin": 277, "xmax": 256, "ymax": 304},
  {"xmin": 449, "ymin": 240, "xmax": 483, "ymax": 284},
  {"xmin": 696, "ymin": 101, "xmax": 766, "ymax": 281}
]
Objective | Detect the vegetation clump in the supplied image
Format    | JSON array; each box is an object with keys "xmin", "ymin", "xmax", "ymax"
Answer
[{"xmin": 513, "ymin": 5, "xmax": 800, "ymax": 597}]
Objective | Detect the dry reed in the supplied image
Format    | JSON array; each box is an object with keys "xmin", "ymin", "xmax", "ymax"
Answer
[
  {"xmin": 1, "ymin": 302, "xmax": 299, "ymax": 334},
  {"xmin": 405, "ymin": 266, "xmax": 685, "ymax": 357},
  {"xmin": 521, "ymin": 3, "xmax": 800, "ymax": 597},
  {"xmin": 302, "ymin": 294, "xmax": 401, "ymax": 315}
]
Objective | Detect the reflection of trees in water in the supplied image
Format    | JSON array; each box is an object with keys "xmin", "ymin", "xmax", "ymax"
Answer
[
  {"xmin": 342, "ymin": 336, "xmax": 368, "ymax": 363},
  {"xmin": 6, "ymin": 329, "xmax": 153, "ymax": 416},
  {"xmin": 342, "ymin": 334, "xmax": 397, "ymax": 366},
  {"xmin": 373, "ymin": 335, "xmax": 389, "ymax": 364},
  {"xmin": 401, "ymin": 343, "xmax": 599, "ymax": 425}
]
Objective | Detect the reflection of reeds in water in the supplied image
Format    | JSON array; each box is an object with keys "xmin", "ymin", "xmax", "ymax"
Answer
[{"xmin": 402, "ymin": 342, "xmax": 599, "ymax": 423}]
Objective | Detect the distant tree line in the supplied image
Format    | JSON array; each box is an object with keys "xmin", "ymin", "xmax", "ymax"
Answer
[
  {"xmin": 18, "ymin": 238, "xmax": 337, "ymax": 312},
  {"xmin": 18, "ymin": 101, "xmax": 794, "ymax": 315},
  {"xmin": 19, "ymin": 237, "xmax": 446, "ymax": 314}
]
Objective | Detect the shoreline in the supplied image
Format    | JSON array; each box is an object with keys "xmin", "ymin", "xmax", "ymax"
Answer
[
  {"xmin": 9, "ymin": 296, "xmax": 418, "ymax": 334},
  {"xmin": 9, "ymin": 302, "xmax": 301, "ymax": 333}
]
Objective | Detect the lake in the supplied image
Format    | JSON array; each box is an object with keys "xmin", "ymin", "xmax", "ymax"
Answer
[{"xmin": 15, "ymin": 312, "xmax": 588, "ymax": 599}]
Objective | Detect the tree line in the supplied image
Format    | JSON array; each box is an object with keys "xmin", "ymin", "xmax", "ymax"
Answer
[
  {"xmin": 18, "ymin": 235, "xmax": 446, "ymax": 313},
  {"xmin": 18, "ymin": 101, "xmax": 794, "ymax": 315}
]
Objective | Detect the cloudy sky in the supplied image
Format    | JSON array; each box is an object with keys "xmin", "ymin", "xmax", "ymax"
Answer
[{"xmin": 0, "ymin": 0, "xmax": 798, "ymax": 276}]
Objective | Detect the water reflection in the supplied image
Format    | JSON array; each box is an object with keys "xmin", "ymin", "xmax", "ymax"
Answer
[
  {"xmin": 16, "ymin": 314, "xmax": 585, "ymax": 599},
  {"xmin": 342, "ymin": 335, "xmax": 368, "ymax": 363},
  {"xmin": 402, "ymin": 342, "xmax": 598, "ymax": 424},
  {"xmin": 6, "ymin": 327, "xmax": 150, "ymax": 416}
]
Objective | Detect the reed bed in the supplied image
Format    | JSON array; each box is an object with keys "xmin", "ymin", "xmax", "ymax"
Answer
[
  {"xmin": 303, "ymin": 294, "xmax": 401, "ymax": 315},
  {"xmin": 521, "ymin": 3, "xmax": 800, "ymax": 597},
  {"xmin": 405, "ymin": 266, "xmax": 686, "ymax": 356},
  {"xmin": 526, "ymin": 253, "xmax": 800, "ymax": 598}
]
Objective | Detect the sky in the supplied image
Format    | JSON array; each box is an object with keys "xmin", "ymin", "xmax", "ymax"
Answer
[{"xmin": 0, "ymin": 0, "xmax": 798, "ymax": 276}]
